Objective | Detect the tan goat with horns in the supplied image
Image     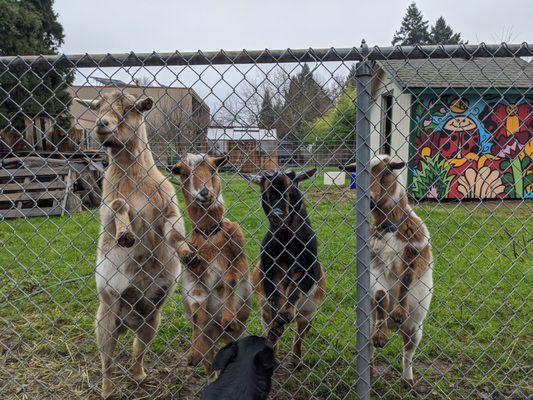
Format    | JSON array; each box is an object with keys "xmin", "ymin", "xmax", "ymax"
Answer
[{"xmin": 75, "ymin": 91, "xmax": 193, "ymax": 399}]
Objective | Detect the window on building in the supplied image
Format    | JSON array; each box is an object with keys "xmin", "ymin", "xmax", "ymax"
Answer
[{"xmin": 380, "ymin": 94, "xmax": 393, "ymax": 155}]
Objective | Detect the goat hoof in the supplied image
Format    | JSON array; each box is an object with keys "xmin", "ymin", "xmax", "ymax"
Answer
[
  {"xmin": 187, "ymin": 350, "xmax": 202, "ymax": 367},
  {"xmin": 117, "ymin": 231, "xmax": 135, "ymax": 248},
  {"xmin": 178, "ymin": 246, "xmax": 195, "ymax": 263},
  {"xmin": 221, "ymin": 317, "xmax": 240, "ymax": 334},
  {"xmin": 184, "ymin": 255, "xmax": 201, "ymax": 269},
  {"xmin": 279, "ymin": 310, "xmax": 295, "ymax": 324},
  {"xmin": 372, "ymin": 333, "xmax": 389, "ymax": 348},
  {"xmin": 403, "ymin": 378, "xmax": 415, "ymax": 389},
  {"xmin": 289, "ymin": 355, "xmax": 303, "ymax": 370},
  {"xmin": 132, "ymin": 365, "xmax": 146, "ymax": 381},
  {"xmin": 391, "ymin": 308, "xmax": 407, "ymax": 325},
  {"xmin": 101, "ymin": 380, "xmax": 113, "ymax": 399}
]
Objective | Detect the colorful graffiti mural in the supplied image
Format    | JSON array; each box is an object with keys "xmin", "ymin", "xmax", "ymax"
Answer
[{"xmin": 411, "ymin": 94, "xmax": 533, "ymax": 199}]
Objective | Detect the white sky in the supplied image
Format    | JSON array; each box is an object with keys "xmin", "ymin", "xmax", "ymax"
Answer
[
  {"xmin": 54, "ymin": 0, "xmax": 533, "ymax": 107},
  {"xmin": 55, "ymin": 0, "xmax": 532, "ymax": 53}
]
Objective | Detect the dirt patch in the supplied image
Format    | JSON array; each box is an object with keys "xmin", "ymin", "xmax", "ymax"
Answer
[{"xmin": 308, "ymin": 187, "xmax": 355, "ymax": 205}]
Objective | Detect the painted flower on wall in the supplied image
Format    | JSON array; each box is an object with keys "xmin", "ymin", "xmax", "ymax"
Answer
[
  {"xmin": 411, "ymin": 155, "xmax": 454, "ymax": 199},
  {"xmin": 456, "ymin": 166, "xmax": 506, "ymax": 198},
  {"xmin": 500, "ymin": 155, "xmax": 533, "ymax": 198}
]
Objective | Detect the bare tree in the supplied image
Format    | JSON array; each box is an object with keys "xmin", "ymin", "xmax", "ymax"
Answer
[
  {"xmin": 133, "ymin": 74, "xmax": 155, "ymax": 87},
  {"xmin": 147, "ymin": 96, "xmax": 194, "ymax": 163},
  {"xmin": 211, "ymin": 66, "xmax": 291, "ymax": 126}
]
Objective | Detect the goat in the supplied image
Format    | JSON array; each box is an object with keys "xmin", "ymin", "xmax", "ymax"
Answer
[
  {"xmin": 172, "ymin": 153, "xmax": 252, "ymax": 373},
  {"xmin": 243, "ymin": 169, "xmax": 326, "ymax": 367},
  {"xmin": 75, "ymin": 91, "xmax": 193, "ymax": 399},
  {"xmin": 343, "ymin": 155, "xmax": 434, "ymax": 387}
]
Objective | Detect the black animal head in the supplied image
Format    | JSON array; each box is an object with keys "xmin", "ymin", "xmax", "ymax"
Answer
[
  {"xmin": 242, "ymin": 169, "xmax": 316, "ymax": 229},
  {"xmin": 212, "ymin": 336, "xmax": 276, "ymax": 375}
]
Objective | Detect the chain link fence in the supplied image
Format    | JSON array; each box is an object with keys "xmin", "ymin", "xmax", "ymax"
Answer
[{"xmin": 0, "ymin": 43, "xmax": 531, "ymax": 399}]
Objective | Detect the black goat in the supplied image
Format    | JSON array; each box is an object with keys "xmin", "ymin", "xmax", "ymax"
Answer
[
  {"xmin": 199, "ymin": 336, "xmax": 276, "ymax": 400},
  {"xmin": 243, "ymin": 169, "xmax": 326, "ymax": 367}
]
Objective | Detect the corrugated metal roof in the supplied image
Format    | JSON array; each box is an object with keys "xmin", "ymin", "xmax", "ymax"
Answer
[
  {"xmin": 207, "ymin": 127, "xmax": 277, "ymax": 141},
  {"xmin": 377, "ymin": 57, "xmax": 533, "ymax": 89}
]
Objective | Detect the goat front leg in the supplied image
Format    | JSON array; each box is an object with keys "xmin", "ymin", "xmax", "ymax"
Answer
[
  {"xmin": 109, "ymin": 198, "xmax": 135, "ymax": 248},
  {"xmin": 391, "ymin": 246, "xmax": 424, "ymax": 325},
  {"xmin": 164, "ymin": 210, "xmax": 194, "ymax": 263},
  {"xmin": 185, "ymin": 279, "xmax": 211, "ymax": 368},
  {"xmin": 280, "ymin": 280, "xmax": 302, "ymax": 324},
  {"xmin": 220, "ymin": 258, "xmax": 248, "ymax": 336},
  {"xmin": 372, "ymin": 289, "xmax": 390, "ymax": 348},
  {"xmin": 391, "ymin": 265, "xmax": 415, "ymax": 325}
]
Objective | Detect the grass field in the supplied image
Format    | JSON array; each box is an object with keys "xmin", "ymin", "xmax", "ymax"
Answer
[{"xmin": 0, "ymin": 172, "xmax": 531, "ymax": 399}]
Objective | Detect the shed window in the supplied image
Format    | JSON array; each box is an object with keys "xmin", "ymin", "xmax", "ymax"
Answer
[{"xmin": 380, "ymin": 95, "xmax": 393, "ymax": 155}]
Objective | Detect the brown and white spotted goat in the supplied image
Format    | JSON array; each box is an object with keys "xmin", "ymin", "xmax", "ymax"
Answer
[
  {"xmin": 243, "ymin": 169, "xmax": 326, "ymax": 367},
  {"xmin": 344, "ymin": 155, "xmax": 433, "ymax": 387},
  {"xmin": 172, "ymin": 154, "xmax": 252, "ymax": 373},
  {"xmin": 75, "ymin": 91, "xmax": 193, "ymax": 398}
]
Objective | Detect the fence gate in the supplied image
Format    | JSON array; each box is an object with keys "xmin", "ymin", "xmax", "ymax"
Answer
[{"xmin": 0, "ymin": 43, "xmax": 531, "ymax": 399}]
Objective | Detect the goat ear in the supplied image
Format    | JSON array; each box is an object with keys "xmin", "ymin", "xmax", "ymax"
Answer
[
  {"xmin": 74, "ymin": 98, "xmax": 100, "ymax": 110},
  {"xmin": 294, "ymin": 168, "xmax": 317, "ymax": 184},
  {"xmin": 241, "ymin": 173, "xmax": 263, "ymax": 185},
  {"xmin": 342, "ymin": 163, "xmax": 356, "ymax": 172},
  {"xmin": 389, "ymin": 161, "xmax": 406, "ymax": 170},
  {"xmin": 212, "ymin": 154, "xmax": 229, "ymax": 168},
  {"xmin": 212, "ymin": 342, "xmax": 238, "ymax": 372},
  {"xmin": 171, "ymin": 162, "xmax": 184, "ymax": 175},
  {"xmin": 286, "ymin": 170, "xmax": 296, "ymax": 180},
  {"xmin": 254, "ymin": 347, "xmax": 277, "ymax": 371},
  {"xmin": 134, "ymin": 97, "xmax": 154, "ymax": 112}
]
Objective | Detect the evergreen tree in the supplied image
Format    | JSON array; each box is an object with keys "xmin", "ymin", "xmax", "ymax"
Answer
[
  {"xmin": 306, "ymin": 84, "xmax": 356, "ymax": 148},
  {"xmin": 429, "ymin": 17, "xmax": 463, "ymax": 45},
  {"xmin": 392, "ymin": 2, "xmax": 430, "ymax": 46},
  {"xmin": 0, "ymin": 0, "xmax": 72, "ymax": 132},
  {"xmin": 258, "ymin": 89, "xmax": 277, "ymax": 129},
  {"xmin": 345, "ymin": 64, "xmax": 357, "ymax": 89},
  {"xmin": 278, "ymin": 64, "xmax": 330, "ymax": 142}
]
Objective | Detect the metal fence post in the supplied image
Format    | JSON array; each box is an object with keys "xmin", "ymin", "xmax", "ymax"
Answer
[{"xmin": 354, "ymin": 40, "xmax": 372, "ymax": 400}]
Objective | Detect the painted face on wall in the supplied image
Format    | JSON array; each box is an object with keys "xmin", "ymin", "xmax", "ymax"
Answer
[{"xmin": 439, "ymin": 115, "xmax": 480, "ymax": 159}]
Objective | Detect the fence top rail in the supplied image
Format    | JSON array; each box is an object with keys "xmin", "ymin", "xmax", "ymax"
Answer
[{"xmin": 0, "ymin": 43, "xmax": 531, "ymax": 69}]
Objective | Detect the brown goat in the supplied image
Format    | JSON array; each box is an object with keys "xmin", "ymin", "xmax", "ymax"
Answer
[
  {"xmin": 172, "ymin": 153, "xmax": 252, "ymax": 374},
  {"xmin": 75, "ymin": 91, "xmax": 193, "ymax": 398},
  {"xmin": 344, "ymin": 155, "xmax": 433, "ymax": 387}
]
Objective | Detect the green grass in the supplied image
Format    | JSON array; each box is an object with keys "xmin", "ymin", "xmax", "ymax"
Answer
[{"xmin": 0, "ymin": 173, "xmax": 531, "ymax": 399}]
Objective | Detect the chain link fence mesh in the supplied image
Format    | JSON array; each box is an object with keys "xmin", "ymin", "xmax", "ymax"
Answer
[{"xmin": 0, "ymin": 43, "xmax": 531, "ymax": 399}]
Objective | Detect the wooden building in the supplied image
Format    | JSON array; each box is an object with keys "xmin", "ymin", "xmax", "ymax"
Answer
[{"xmin": 207, "ymin": 126, "xmax": 278, "ymax": 172}]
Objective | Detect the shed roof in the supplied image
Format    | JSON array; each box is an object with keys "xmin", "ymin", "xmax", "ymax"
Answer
[
  {"xmin": 207, "ymin": 126, "xmax": 277, "ymax": 141},
  {"xmin": 377, "ymin": 57, "xmax": 533, "ymax": 89}
]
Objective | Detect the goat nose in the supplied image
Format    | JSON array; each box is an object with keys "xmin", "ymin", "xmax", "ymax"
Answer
[
  {"xmin": 96, "ymin": 118, "xmax": 109, "ymax": 127},
  {"xmin": 199, "ymin": 188, "xmax": 209, "ymax": 197}
]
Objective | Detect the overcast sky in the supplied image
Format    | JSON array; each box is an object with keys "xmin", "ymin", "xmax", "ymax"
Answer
[
  {"xmin": 54, "ymin": 0, "xmax": 532, "ymax": 108},
  {"xmin": 55, "ymin": 0, "xmax": 532, "ymax": 53}
]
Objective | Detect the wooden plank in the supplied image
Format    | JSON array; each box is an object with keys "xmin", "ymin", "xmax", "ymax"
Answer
[
  {"xmin": 0, "ymin": 166, "xmax": 70, "ymax": 178},
  {"xmin": 0, "ymin": 189, "xmax": 66, "ymax": 203},
  {"xmin": 0, "ymin": 206, "xmax": 63, "ymax": 219},
  {"xmin": 2, "ymin": 156, "xmax": 70, "ymax": 166},
  {"xmin": 0, "ymin": 180, "xmax": 66, "ymax": 193},
  {"xmin": 60, "ymin": 169, "xmax": 73, "ymax": 216}
]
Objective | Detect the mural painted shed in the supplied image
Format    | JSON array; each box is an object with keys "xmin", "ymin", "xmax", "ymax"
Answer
[{"xmin": 370, "ymin": 57, "xmax": 533, "ymax": 199}]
